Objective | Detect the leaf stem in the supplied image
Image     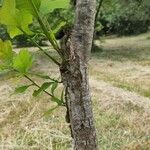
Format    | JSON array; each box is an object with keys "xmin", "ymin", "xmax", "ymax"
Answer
[
  {"xmin": 30, "ymin": 0, "xmax": 62, "ymax": 57},
  {"xmin": 28, "ymin": 72, "xmax": 62, "ymax": 83},
  {"xmin": 24, "ymin": 74, "xmax": 53, "ymax": 96},
  {"xmin": 24, "ymin": 74, "xmax": 65, "ymax": 106},
  {"xmin": 19, "ymin": 28, "xmax": 60, "ymax": 66}
]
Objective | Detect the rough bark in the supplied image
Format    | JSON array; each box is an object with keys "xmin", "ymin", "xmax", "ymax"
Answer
[{"xmin": 60, "ymin": 0, "xmax": 97, "ymax": 149}]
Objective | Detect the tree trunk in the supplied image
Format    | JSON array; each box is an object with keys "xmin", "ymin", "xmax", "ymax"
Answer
[
  {"xmin": 60, "ymin": 0, "xmax": 97, "ymax": 149},
  {"xmin": 92, "ymin": 0, "xmax": 104, "ymax": 51}
]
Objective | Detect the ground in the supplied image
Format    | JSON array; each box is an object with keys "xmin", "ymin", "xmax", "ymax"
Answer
[{"xmin": 0, "ymin": 33, "xmax": 150, "ymax": 150}]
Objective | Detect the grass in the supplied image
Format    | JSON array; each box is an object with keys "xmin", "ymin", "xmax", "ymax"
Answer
[
  {"xmin": 90, "ymin": 32, "xmax": 150, "ymax": 98},
  {"xmin": 0, "ymin": 32, "xmax": 150, "ymax": 149},
  {"xmin": 90, "ymin": 101, "xmax": 147, "ymax": 150},
  {"xmin": 90, "ymin": 71, "xmax": 150, "ymax": 98}
]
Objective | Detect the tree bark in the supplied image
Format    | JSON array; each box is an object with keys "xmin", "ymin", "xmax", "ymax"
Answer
[{"xmin": 60, "ymin": 0, "xmax": 97, "ymax": 149}]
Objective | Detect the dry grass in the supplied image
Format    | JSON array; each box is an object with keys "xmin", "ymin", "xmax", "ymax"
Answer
[
  {"xmin": 92, "ymin": 32, "xmax": 150, "ymax": 97},
  {"xmin": 0, "ymin": 33, "xmax": 150, "ymax": 149}
]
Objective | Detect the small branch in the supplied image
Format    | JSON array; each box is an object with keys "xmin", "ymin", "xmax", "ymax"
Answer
[
  {"xmin": 13, "ymin": 69, "xmax": 65, "ymax": 106},
  {"xmin": 19, "ymin": 28, "xmax": 61, "ymax": 66},
  {"xmin": 29, "ymin": 36, "xmax": 60, "ymax": 66},
  {"xmin": 24, "ymin": 75, "xmax": 54, "ymax": 97},
  {"xmin": 30, "ymin": 0, "xmax": 63, "ymax": 57},
  {"xmin": 28, "ymin": 72, "xmax": 62, "ymax": 83},
  {"xmin": 24, "ymin": 74, "xmax": 65, "ymax": 106}
]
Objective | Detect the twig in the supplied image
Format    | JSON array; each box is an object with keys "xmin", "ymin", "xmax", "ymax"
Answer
[
  {"xmin": 24, "ymin": 75, "xmax": 54, "ymax": 97},
  {"xmin": 19, "ymin": 28, "xmax": 61, "ymax": 66}
]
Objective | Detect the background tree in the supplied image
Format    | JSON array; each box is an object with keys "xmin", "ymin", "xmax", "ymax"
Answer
[{"xmin": 97, "ymin": 0, "xmax": 150, "ymax": 35}]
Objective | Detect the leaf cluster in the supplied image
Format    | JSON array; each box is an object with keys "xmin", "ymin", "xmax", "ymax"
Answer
[{"xmin": 0, "ymin": 0, "xmax": 70, "ymax": 115}]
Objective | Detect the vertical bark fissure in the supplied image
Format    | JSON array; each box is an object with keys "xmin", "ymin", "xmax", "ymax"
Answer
[{"xmin": 60, "ymin": 0, "xmax": 97, "ymax": 149}]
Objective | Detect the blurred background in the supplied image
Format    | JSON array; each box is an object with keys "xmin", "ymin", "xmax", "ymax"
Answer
[{"xmin": 0, "ymin": 0, "xmax": 149, "ymax": 47}]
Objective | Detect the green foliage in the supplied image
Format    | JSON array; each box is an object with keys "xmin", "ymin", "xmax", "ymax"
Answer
[
  {"xmin": 0, "ymin": 39, "xmax": 14, "ymax": 71},
  {"xmin": 16, "ymin": 0, "xmax": 41, "ymax": 16},
  {"xmin": 48, "ymin": 8, "xmax": 74, "ymax": 39},
  {"xmin": 16, "ymin": 0, "xmax": 69, "ymax": 16},
  {"xmin": 13, "ymin": 49, "xmax": 33, "ymax": 73},
  {"xmin": 40, "ymin": 0, "xmax": 69, "ymax": 15},
  {"xmin": 14, "ymin": 84, "xmax": 33, "ymax": 94},
  {"xmin": 33, "ymin": 82, "xmax": 53, "ymax": 97},
  {"xmin": 0, "ymin": 0, "xmax": 70, "ymax": 113},
  {"xmin": 51, "ymin": 82, "xmax": 58, "ymax": 95},
  {"xmin": 0, "ymin": 0, "xmax": 33, "ymax": 38},
  {"xmin": 32, "ymin": 81, "xmax": 64, "ymax": 106},
  {"xmin": 0, "ymin": 0, "xmax": 71, "ymax": 46},
  {"xmin": 53, "ymin": 21, "xmax": 67, "ymax": 35},
  {"xmin": 43, "ymin": 105, "xmax": 59, "ymax": 117},
  {"xmin": 0, "ymin": 0, "xmax": 70, "ymax": 39},
  {"xmin": 0, "ymin": 39, "xmax": 33, "ymax": 74},
  {"xmin": 96, "ymin": 0, "xmax": 150, "ymax": 35},
  {"xmin": 51, "ymin": 96, "xmax": 64, "ymax": 105},
  {"xmin": 0, "ymin": 39, "xmax": 13, "ymax": 63}
]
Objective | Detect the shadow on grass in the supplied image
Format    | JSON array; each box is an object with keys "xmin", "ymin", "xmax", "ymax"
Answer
[
  {"xmin": 92, "ymin": 46, "xmax": 150, "ymax": 63},
  {"xmin": 92, "ymin": 44, "xmax": 103, "ymax": 53}
]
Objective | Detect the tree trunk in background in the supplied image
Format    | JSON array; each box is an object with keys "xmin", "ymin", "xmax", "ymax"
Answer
[
  {"xmin": 92, "ymin": 0, "xmax": 104, "ymax": 52},
  {"xmin": 60, "ymin": 0, "xmax": 97, "ymax": 149}
]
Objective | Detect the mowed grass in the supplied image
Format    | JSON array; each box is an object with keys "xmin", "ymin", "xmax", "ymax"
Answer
[
  {"xmin": 91, "ymin": 33, "xmax": 150, "ymax": 98},
  {"xmin": 0, "ymin": 33, "xmax": 150, "ymax": 150}
]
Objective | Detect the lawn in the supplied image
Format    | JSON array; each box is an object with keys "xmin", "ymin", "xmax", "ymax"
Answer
[{"xmin": 0, "ymin": 33, "xmax": 150, "ymax": 150}]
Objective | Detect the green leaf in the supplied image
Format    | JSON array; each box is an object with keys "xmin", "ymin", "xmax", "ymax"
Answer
[
  {"xmin": 0, "ymin": 39, "xmax": 13, "ymax": 61},
  {"xmin": 14, "ymin": 84, "xmax": 33, "ymax": 94},
  {"xmin": 13, "ymin": 49, "xmax": 33, "ymax": 73},
  {"xmin": 0, "ymin": 39, "xmax": 13, "ymax": 67},
  {"xmin": 16, "ymin": 9, "xmax": 33, "ymax": 33},
  {"xmin": 0, "ymin": 0, "xmax": 16, "ymax": 25},
  {"xmin": 40, "ymin": 0, "xmax": 70, "ymax": 15},
  {"xmin": 0, "ymin": 0, "xmax": 70, "ymax": 38},
  {"xmin": 51, "ymin": 82, "xmax": 58, "ymax": 95},
  {"xmin": 0, "ymin": 0, "xmax": 33, "ymax": 38},
  {"xmin": 51, "ymin": 96, "xmax": 64, "ymax": 106},
  {"xmin": 16, "ymin": 0, "xmax": 69, "ymax": 16},
  {"xmin": 16, "ymin": 0, "xmax": 41, "ymax": 17},
  {"xmin": 53, "ymin": 21, "xmax": 66, "ymax": 35},
  {"xmin": 33, "ymin": 82, "xmax": 53, "ymax": 97},
  {"xmin": 43, "ymin": 105, "xmax": 59, "ymax": 117}
]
